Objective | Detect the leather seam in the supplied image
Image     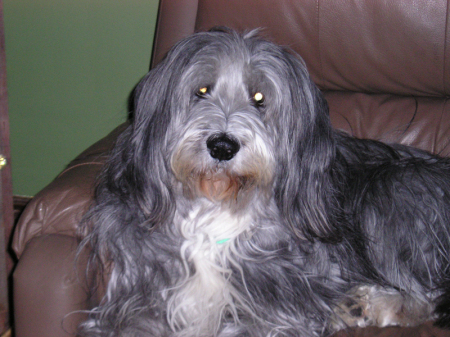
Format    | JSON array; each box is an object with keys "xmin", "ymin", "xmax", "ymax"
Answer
[{"xmin": 56, "ymin": 162, "xmax": 104, "ymax": 179}]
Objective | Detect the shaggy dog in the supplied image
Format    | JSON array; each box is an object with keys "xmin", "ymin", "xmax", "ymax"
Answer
[{"xmin": 78, "ymin": 29, "xmax": 450, "ymax": 337}]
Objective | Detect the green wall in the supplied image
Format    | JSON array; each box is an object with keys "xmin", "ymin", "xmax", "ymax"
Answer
[{"xmin": 3, "ymin": 0, "xmax": 160, "ymax": 196}]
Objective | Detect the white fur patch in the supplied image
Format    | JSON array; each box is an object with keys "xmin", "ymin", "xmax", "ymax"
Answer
[{"xmin": 166, "ymin": 201, "xmax": 255, "ymax": 336}]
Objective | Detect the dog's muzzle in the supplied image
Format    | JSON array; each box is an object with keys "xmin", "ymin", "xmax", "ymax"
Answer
[
  {"xmin": 172, "ymin": 129, "xmax": 273, "ymax": 202},
  {"xmin": 207, "ymin": 133, "xmax": 240, "ymax": 161}
]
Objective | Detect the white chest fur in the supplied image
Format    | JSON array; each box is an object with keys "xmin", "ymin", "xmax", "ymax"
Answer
[{"xmin": 166, "ymin": 201, "xmax": 254, "ymax": 335}]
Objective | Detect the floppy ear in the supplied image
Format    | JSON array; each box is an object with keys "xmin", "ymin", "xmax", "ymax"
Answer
[
  {"xmin": 274, "ymin": 51, "xmax": 343, "ymax": 243},
  {"xmin": 89, "ymin": 36, "xmax": 206, "ymax": 235}
]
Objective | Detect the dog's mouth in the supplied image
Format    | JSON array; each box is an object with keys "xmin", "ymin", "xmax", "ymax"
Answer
[{"xmin": 197, "ymin": 170, "xmax": 255, "ymax": 202}]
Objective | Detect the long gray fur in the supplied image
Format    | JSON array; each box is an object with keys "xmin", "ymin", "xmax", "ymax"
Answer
[{"xmin": 78, "ymin": 28, "xmax": 450, "ymax": 336}]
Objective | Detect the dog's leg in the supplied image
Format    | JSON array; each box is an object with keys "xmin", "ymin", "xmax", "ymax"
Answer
[{"xmin": 329, "ymin": 285, "xmax": 434, "ymax": 330}]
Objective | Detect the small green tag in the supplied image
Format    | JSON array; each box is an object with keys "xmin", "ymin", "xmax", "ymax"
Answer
[{"xmin": 216, "ymin": 238, "xmax": 231, "ymax": 244}]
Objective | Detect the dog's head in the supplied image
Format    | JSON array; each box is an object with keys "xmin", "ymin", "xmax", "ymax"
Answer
[{"xmin": 104, "ymin": 28, "xmax": 340, "ymax": 241}]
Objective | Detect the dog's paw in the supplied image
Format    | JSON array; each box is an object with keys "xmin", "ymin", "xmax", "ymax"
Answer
[
  {"xmin": 330, "ymin": 285, "xmax": 373, "ymax": 330},
  {"xmin": 329, "ymin": 285, "xmax": 435, "ymax": 331}
]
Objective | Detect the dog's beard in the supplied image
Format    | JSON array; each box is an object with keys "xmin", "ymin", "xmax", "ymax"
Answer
[
  {"xmin": 171, "ymin": 145, "xmax": 274, "ymax": 203},
  {"xmin": 198, "ymin": 169, "xmax": 255, "ymax": 201},
  {"xmin": 173, "ymin": 167, "xmax": 259, "ymax": 203}
]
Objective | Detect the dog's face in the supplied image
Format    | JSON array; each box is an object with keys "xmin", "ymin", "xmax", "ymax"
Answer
[
  {"xmin": 129, "ymin": 29, "xmax": 339, "ymax": 239},
  {"xmin": 169, "ymin": 37, "xmax": 281, "ymax": 203}
]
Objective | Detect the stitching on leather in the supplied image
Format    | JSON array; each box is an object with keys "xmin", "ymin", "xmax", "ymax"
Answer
[
  {"xmin": 56, "ymin": 162, "xmax": 104, "ymax": 179},
  {"xmin": 444, "ymin": 0, "xmax": 449, "ymax": 95},
  {"xmin": 316, "ymin": 0, "xmax": 325, "ymax": 89},
  {"xmin": 436, "ymin": 99, "xmax": 450, "ymax": 156},
  {"xmin": 434, "ymin": 99, "xmax": 446, "ymax": 155}
]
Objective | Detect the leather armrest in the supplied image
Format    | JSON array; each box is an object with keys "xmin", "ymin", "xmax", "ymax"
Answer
[{"xmin": 13, "ymin": 235, "xmax": 91, "ymax": 337}]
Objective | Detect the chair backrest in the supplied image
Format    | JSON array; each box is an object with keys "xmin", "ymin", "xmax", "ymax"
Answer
[{"xmin": 151, "ymin": 0, "xmax": 450, "ymax": 156}]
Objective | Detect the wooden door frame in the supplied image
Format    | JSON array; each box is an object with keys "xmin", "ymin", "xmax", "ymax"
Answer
[{"xmin": 0, "ymin": 0, "xmax": 14, "ymax": 332}]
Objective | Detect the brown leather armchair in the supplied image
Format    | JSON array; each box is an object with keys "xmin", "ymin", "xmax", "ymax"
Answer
[{"xmin": 12, "ymin": 1, "xmax": 450, "ymax": 336}]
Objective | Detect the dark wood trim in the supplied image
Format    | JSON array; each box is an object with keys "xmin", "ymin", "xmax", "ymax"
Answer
[
  {"xmin": 0, "ymin": 0, "xmax": 13, "ymax": 333},
  {"xmin": 0, "ymin": 0, "xmax": 12, "ymax": 238}
]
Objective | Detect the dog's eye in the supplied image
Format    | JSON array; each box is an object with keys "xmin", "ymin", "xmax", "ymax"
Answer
[
  {"xmin": 196, "ymin": 86, "xmax": 210, "ymax": 98},
  {"xmin": 252, "ymin": 92, "xmax": 265, "ymax": 106}
]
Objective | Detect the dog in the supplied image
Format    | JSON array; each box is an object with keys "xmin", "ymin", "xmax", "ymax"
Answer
[{"xmin": 78, "ymin": 28, "xmax": 450, "ymax": 337}]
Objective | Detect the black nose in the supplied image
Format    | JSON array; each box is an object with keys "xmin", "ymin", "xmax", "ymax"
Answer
[{"xmin": 206, "ymin": 134, "xmax": 240, "ymax": 161}]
